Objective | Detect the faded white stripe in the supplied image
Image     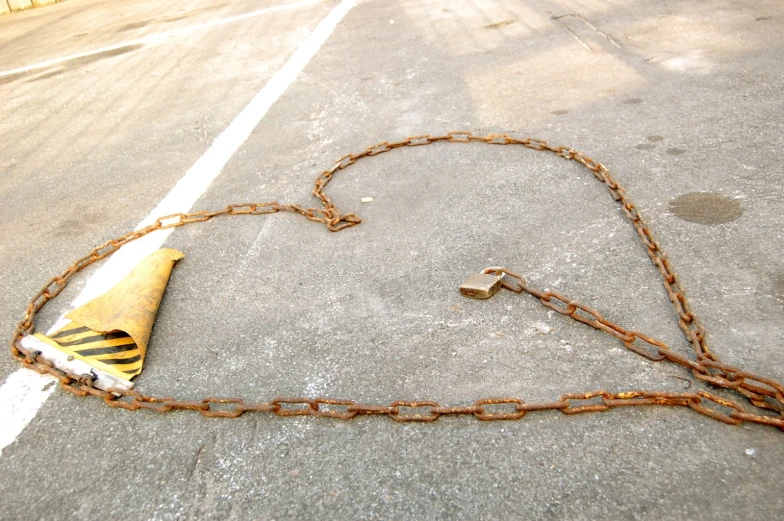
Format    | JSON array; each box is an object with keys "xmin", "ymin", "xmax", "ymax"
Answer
[{"xmin": 0, "ymin": 0, "xmax": 322, "ymax": 79}]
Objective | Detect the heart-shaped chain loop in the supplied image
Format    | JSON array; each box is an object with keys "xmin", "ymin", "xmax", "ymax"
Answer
[{"xmin": 10, "ymin": 132, "xmax": 784, "ymax": 430}]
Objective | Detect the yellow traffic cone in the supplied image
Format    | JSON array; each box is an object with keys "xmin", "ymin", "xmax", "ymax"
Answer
[{"xmin": 32, "ymin": 248, "xmax": 184, "ymax": 383}]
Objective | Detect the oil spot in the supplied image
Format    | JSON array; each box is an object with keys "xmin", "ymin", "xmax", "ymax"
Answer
[
  {"xmin": 622, "ymin": 98, "xmax": 643, "ymax": 104},
  {"xmin": 667, "ymin": 147, "xmax": 686, "ymax": 155},
  {"xmin": 647, "ymin": 135, "xmax": 664, "ymax": 142},
  {"xmin": 551, "ymin": 109, "xmax": 569, "ymax": 116},
  {"xmin": 485, "ymin": 20, "xmax": 516, "ymax": 29},
  {"xmin": 635, "ymin": 143, "xmax": 655, "ymax": 150},
  {"xmin": 117, "ymin": 20, "xmax": 151, "ymax": 32},
  {"xmin": 74, "ymin": 33, "xmax": 88, "ymax": 38},
  {"xmin": 669, "ymin": 192, "xmax": 743, "ymax": 225},
  {"xmin": 756, "ymin": 16, "xmax": 772, "ymax": 21}
]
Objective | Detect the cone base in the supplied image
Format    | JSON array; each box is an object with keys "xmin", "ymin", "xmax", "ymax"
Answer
[{"xmin": 18, "ymin": 335, "xmax": 135, "ymax": 392}]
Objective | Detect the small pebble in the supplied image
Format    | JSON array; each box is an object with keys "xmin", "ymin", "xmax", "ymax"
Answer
[
  {"xmin": 745, "ymin": 448, "xmax": 756, "ymax": 456},
  {"xmin": 533, "ymin": 322, "xmax": 552, "ymax": 334},
  {"xmin": 361, "ymin": 197, "xmax": 374, "ymax": 203}
]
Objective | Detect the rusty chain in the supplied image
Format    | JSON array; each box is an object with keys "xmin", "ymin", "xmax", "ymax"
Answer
[{"xmin": 9, "ymin": 131, "xmax": 784, "ymax": 430}]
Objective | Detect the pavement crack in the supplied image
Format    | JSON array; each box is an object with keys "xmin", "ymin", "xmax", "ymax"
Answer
[
  {"xmin": 186, "ymin": 434, "xmax": 214, "ymax": 482},
  {"xmin": 568, "ymin": 10, "xmax": 622, "ymax": 49},
  {"xmin": 548, "ymin": 10, "xmax": 621, "ymax": 52},
  {"xmin": 551, "ymin": 15, "xmax": 592, "ymax": 52}
]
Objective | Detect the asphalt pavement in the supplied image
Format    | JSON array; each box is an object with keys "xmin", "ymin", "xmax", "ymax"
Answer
[{"xmin": 1, "ymin": 0, "xmax": 783, "ymax": 519}]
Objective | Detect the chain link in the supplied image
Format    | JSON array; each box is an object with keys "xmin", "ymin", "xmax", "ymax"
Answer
[{"xmin": 9, "ymin": 132, "xmax": 784, "ymax": 430}]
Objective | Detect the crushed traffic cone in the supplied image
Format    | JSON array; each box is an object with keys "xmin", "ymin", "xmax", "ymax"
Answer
[{"xmin": 28, "ymin": 248, "xmax": 183, "ymax": 389}]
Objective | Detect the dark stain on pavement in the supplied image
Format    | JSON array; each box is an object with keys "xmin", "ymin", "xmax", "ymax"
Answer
[
  {"xmin": 1, "ymin": 44, "xmax": 144, "ymax": 85},
  {"xmin": 118, "ymin": 15, "xmax": 192, "ymax": 33},
  {"xmin": 25, "ymin": 69, "xmax": 67, "ymax": 83},
  {"xmin": 163, "ymin": 15, "xmax": 191, "ymax": 24},
  {"xmin": 485, "ymin": 20, "xmax": 516, "ymax": 29},
  {"xmin": 67, "ymin": 44, "xmax": 145, "ymax": 69},
  {"xmin": 53, "ymin": 207, "xmax": 106, "ymax": 237},
  {"xmin": 647, "ymin": 135, "xmax": 664, "ymax": 142},
  {"xmin": 0, "ymin": 70, "xmax": 35, "ymax": 85},
  {"xmin": 669, "ymin": 192, "xmax": 743, "ymax": 224},
  {"xmin": 635, "ymin": 143, "xmax": 655, "ymax": 150},
  {"xmin": 667, "ymin": 147, "xmax": 686, "ymax": 155},
  {"xmin": 55, "ymin": 44, "xmax": 144, "ymax": 75},
  {"xmin": 54, "ymin": 219, "xmax": 88, "ymax": 237},
  {"xmin": 117, "ymin": 20, "xmax": 152, "ymax": 32},
  {"xmin": 551, "ymin": 109, "xmax": 569, "ymax": 115},
  {"xmin": 623, "ymin": 98, "xmax": 642, "ymax": 104}
]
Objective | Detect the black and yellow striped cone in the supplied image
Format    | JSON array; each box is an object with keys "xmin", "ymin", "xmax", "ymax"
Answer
[
  {"xmin": 34, "ymin": 248, "xmax": 184, "ymax": 381},
  {"xmin": 35, "ymin": 322, "xmax": 144, "ymax": 379}
]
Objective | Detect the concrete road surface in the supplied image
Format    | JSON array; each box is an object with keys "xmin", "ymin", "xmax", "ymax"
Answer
[{"xmin": 1, "ymin": 0, "xmax": 783, "ymax": 519}]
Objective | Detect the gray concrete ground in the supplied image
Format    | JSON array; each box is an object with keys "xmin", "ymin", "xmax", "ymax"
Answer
[{"xmin": 1, "ymin": 0, "xmax": 783, "ymax": 519}]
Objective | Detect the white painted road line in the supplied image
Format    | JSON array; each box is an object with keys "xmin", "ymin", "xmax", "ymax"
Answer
[
  {"xmin": 0, "ymin": 0, "xmax": 321, "ymax": 79},
  {"xmin": 0, "ymin": 371, "xmax": 57, "ymax": 457},
  {"xmin": 0, "ymin": 0, "xmax": 357, "ymax": 457}
]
